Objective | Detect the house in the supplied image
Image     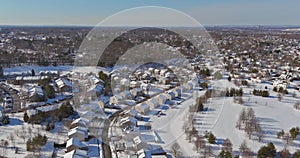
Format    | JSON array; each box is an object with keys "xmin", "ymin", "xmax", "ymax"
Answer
[
  {"xmin": 123, "ymin": 109, "xmax": 138, "ymax": 118},
  {"xmin": 167, "ymin": 91, "xmax": 176, "ymax": 100},
  {"xmin": 183, "ymin": 82, "xmax": 194, "ymax": 91},
  {"xmin": 70, "ymin": 118, "xmax": 89, "ymax": 129},
  {"xmin": 86, "ymin": 84, "xmax": 103, "ymax": 97},
  {"xmin": 141, "ymin": 83, "xmax": 151, "ymax": 93},
  {"xmin": 120, "ymin": 78, "xmax": 130, "ymax": 86},
  {"xmin": 133, "ymin": 136, "xmax": 147, "ymax": 151},
  {"xmin": 66, "ymin": 137, "xmax": 88, "ymax": 152},
  {"xmin": 137, "ymin": 121, "xmax": 151, "ymax": 130},
  {"xmin": 135, "ymin": 102, "xmax": 150, "ymax": 115},
  {"xmin": 173, "ymin": 88, "xmax": 182, "ymax": 98},
  {"xmin": 159, "ymin": 77, "xmax": 171, "ymax": 85},
  {"xmin": 55, "ymin": 78, "xmax": 72, "ymax": 92},
  {"xmin": 28, "ymin": 86, "xmax": 46, "ymax": 102},
  {"xmin": 130, "ymin": 88, "xmax": 143, "ymax": 97},
  {"xmin": 146, "ymin": 98, "xmax": 159, "ymax": 109},
  {"xmin": 164, "ymin": 93, "xmax": 172, "ymax": 100},
  {"xmin": 273, "ymin": 80, "xmax": 288, "ymax": 90},
  {"xmin": 64, "ymin": 149, "xmax": 88, "ymax": 158},
  {"xmin": 119, "ymin": 116, "xmax": 137, "ymax": 129},
  {"xmin": 130, "ymin": 81, "xmax": 141, "ymax": 89},
  {"xmin": 155, "ymin": 94, "xmax": 167, "ymax": 105},
  {"xmin": 68, "ymin": 128, "xmax": 88, "ymax": 141}
]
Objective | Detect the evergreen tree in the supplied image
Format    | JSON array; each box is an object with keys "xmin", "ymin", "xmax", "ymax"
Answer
[
  {"xmin": 0, "ymin": 66, "xmax": 3, "ymax": 78},
  {"xmin": 31, "ymin": 69, "xmax": 35, "ymax": 76},
  {"xmin": 208, "ymin": 133, "xmax": 216, "ymax": 144},
  {"xmin": 23, "ymin": 112, "xmax": 29, "ymax": 122},
  {"xmin": 257, "ymin": 142, "xmax": 276, "ymax": 158}
]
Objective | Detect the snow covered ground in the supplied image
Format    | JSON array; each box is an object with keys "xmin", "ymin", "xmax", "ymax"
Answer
[
  {"xmin": 0, "ymin": 113, "xmax": 68, "ymax": 158},
  {"xmin": 3, "ymin": 65, "xmax": 110, "ymax": 76}
]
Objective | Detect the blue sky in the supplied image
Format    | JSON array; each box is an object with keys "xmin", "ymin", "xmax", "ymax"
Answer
[{"xmin": 0, "ymin": 0, "xmax": 299, "ymax": 26}]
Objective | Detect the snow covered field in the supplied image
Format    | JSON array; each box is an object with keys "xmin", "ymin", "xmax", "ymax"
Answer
[{"xmin": 0, "ymin": 113, "xmax": 68, "ymax": 157}]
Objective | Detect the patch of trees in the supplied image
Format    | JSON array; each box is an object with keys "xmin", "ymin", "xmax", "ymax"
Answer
[
  {"xmin": 253, "ymin": 89, "xmax": 270, "ymax": 97},
  {"xmin": 205, "ymin": 132, "xmax": 216, "ymax": 144},
  {"xmin": 1, "ymin": 115, "xmax": 10, "ymax": 125},
  {"xmin": 239, "ymin": 140, "xmax": 253, "ymax": 157},
  {"xmin": 228, "ymin": 76, "xmax": 232, "ymax": 82},
  {"xmin": 293, "ymin": 150, "xmax": 300, "ymax": 158},
  {"xmin": 225, "ymin": 88, "xmax": 243, "ymax": 97},
  {"xmin": 38, "ymin": 78, "xmax": 52, "ymax": 87},
  {"xmin": 236, "ymin": 108, "xmax": 263, "ymax": 141},
  {"xmin": 198, "ymin": 68, "xmax": 210, "ymax": 77},
  {"xmin": 26, "ymin": 134, "xmax": 47, "ymax": 152},
  {"xmin": 24, "ymin": 101, "xmax": 75, "ymax": 124},
  {"xmin": 44, "ymin": 84, "xmax": 55, "ymax": 99},
  {"xmin": 257, "ymin": 142, "xmax": 276, "ymax": 158},
  {"xmin": 98, "ymin": 71, "xmax": 112, "ymax": 96},
  {"xmin": 273, "ymin": 86, "xmax": 288, "ymax": 94},
  {"xmin": 200, "ymin": 82, "xmax": 208, "ymax": 90},
  {"xmin": 219, "ymin": 138, "xmax": 233, "ymax": 158},
  {"xmin": 182, "ymin": 113, "xmax": 216, "ymax": 157},
  {"xmin": 241, "ymin": 80, "xmax": 248, "ymax": 86},
  {"xmin": 46, "ymin": 122, "xmax": 55, "ymax": 131},
  {"xmin": 170, "ymin": 142, "xmax": 182, "ymax": 158},
  {"xmin": 277, "ymin": 127, "xmax": 300, "ymax": 140}
]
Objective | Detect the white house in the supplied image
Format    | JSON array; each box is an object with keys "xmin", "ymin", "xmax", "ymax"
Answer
[
  {"xmin": 130, "ymin": 88, "xmax": 143, "ymax": 97},
  {"xmin": 28, "ymin": 86, "xmax": 46, "ymax": 102},
  {"xmin": 146, "ymin": 98, "xmax": 159, "ymax": 109},
  {"xmin": 66, "ymin": 137, "xmax": 88, "ymax": 152},
  {"xmin": 135, "ymin": 102, "xmax": 150, "ymax": 115},
  {"xmin": 156, "ymin": 94, "xmax": 167, "ymax": 105},
  {"xmin": 68, "ymin": 128, "xmax": 88, "ymax": 141}
]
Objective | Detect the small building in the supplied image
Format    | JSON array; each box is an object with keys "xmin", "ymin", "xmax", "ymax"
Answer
[
  {"xmin": 130, "ymin": 88, "xmax": 143, "ymax": 97},
  {"xmin": 55, "ymin": 78, "xmax": 72, "ymax": 92},
  {"xmin": 70, "ymin": 118, "xmax": 89, "ymax": 129},
  {"xmin": 146, "ymin": 98, "xmax": 159, "ymax": 109},
  {"xmin": 156, "ymin": 94, "xmax": 167, "ymax": 105},
  {"xmin": 173, "ymin": 88, "xmax": 182, "ymax": 98},
  {"xmin": 130, "ymin": 81, "xmax": 141, "ymax": 89},
  {"xmin": 68, "ymin": 128, "xmax": 88, "ymax": 141},
  {"xmin": 135, "ymin": 103, "xmax": 150, "ymax": 115},
  {"xmin": 66, "ymin": 137, "xmax": 88, "ymax": 152},
  {"xmin": 119, "ymin": 116, "xmax": 137, "ymax": 129},
  {"xmin": 28, "ymin": 86, "xmax": 46, "ymax": 102},
  {"xmin": 133, "ymin": 136, "xmax": 147, "ymax": 151}
]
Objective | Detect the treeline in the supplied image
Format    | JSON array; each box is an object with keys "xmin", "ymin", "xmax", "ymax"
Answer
[{"xmin": 225, "ymin": 88, "xmax": 243, "ymax": 97}]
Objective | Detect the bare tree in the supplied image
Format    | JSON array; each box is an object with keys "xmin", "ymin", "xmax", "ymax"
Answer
[
  {"xmin": 246, "ymin": 108, "xmax": 255, "ymax": 121},
  {"xmin": 27, "ymin": 126, "xmax": 33, "ymax": 139},
  {"xmin": 194, "ymin": 135, "xmax": 205, "ymax": 153},
  {"xmin": 3, "ymin": 140, "xmax": 8, "ymax": 156},
  {"xmin": 278, "ymin": 93, "xmax": 283, "ymax": 102},
  {"xmin": 239, "ymin": 140, "xmax": 252, "ymax": 158},
  {"xmin": 171, "ymin": 142, "xmax": 182, "ymax": 158},
  {"xmin": 282, "ymin": 133, "xmax": 292, "ymax": 148},
  {"xmin": 8, "ymin": 133, "xmax": 15, "ymax": 148},
  {"xmin": 222, "ymin": 138, "xmax": 233, "ymax": 153},
  {"xmin": 203, "ymin": 145, "xmax": 213, "ymax": 157}
]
